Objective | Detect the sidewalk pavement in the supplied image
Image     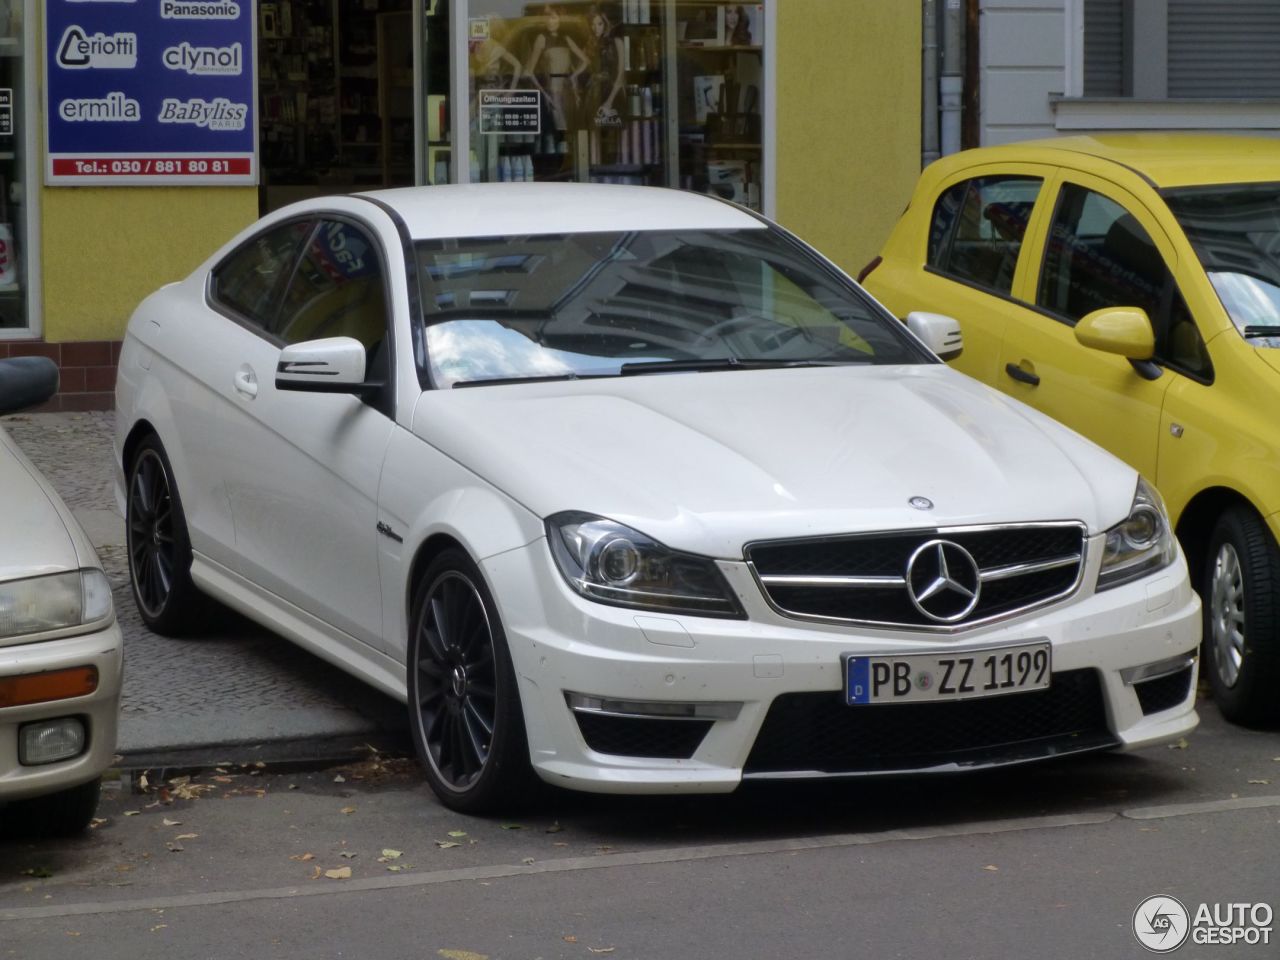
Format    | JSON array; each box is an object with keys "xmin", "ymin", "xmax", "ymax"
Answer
[{"xmin": 2, "ymin": 411, "xmax": 408, "ymax": 768}]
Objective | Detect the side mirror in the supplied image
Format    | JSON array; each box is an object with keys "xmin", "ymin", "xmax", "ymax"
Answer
[
  {"xmin": 276, "ymin": 337, "xmax": 380, "ymax": 396},
  {"xmin": 0, "ymin": 356, "xmax": 59, "ymax": 416},
  {"xmin": 1074, "ymin": 307, "xmax": 1154, "ymax": 360},
  {"xmin": 906, "ymin": 311, "xmax": 963, "ymax": 361}
]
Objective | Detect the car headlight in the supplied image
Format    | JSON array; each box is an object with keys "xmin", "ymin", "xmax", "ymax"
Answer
[
  {"xmin": 547, "ymin": 512, "xmax": 745, "ymax": 618},
  {"xmin": 1096, "ymin": 478, "xmax": 1177, "ymax": 591},
  {"xmin": 0, "ymin": 570, "xmax": 114, "ymax": 640}
]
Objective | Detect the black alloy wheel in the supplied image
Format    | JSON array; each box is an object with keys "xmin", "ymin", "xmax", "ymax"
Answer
[
  {"xmin": 407, "ymin": 549, "xmax": 534, "ymax": 813},
  {"xmin": 126, "ymin": 435, "xmax": 204, "ymax": 635},
  {"xmin": 1202, "ymin": 506, "xmax": 1280, "ymax": 726}
]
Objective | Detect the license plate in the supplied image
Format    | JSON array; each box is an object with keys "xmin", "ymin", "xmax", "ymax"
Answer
[{"xmin": 845, "ymin": 641, "xmax": 1051, "ymax": 705}]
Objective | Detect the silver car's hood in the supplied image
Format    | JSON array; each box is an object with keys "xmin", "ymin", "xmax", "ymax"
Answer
[
  {"xmin": 411, "ymin": 365, "xmax": 1137, "ymax": 558},
  {"xmin": 0, "ymin": 426, "xmax": 80, "ymax": 580}
]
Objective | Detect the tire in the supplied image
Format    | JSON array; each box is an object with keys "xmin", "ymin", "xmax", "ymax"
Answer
[
  {"xmin": 1202, "ymin": 506, "xmax": 1280, "ymax": 726},
  {"xmin": 4, "ymin": 779, "xmax": 101, "ymax": 838},
  {"xmin": 126, "ymin": 435, "xmax": 206, "ymax": 636},
  {"xmin": 406, "ymin": 549, "xmax": 536, "ymax": 814}
]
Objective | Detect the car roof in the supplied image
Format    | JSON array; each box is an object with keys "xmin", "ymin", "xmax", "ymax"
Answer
[
  {"xmin": 354, "ymin": 182, "xmax": 765, "ymax": 240},
  {"xmin": 949, "ymin": 133, "xmax": 1280, "ymax": 190}
]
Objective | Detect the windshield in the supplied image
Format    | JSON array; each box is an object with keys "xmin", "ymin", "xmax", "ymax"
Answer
[
  {"xmin": 413, "ymin": 228, "xmax": 926, "ymax": 387},
  {"xmin": 1165, "ymin": 183, "xmax": 1280, "ymax": 346}
]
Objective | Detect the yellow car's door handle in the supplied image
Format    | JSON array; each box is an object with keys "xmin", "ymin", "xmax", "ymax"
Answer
[{"xmin": 1005, "ymin": 362, "xmax": 1040, "ymax": 387}]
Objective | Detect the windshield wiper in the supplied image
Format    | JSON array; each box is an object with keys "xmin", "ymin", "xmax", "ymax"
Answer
[
  {"xmin": 619, "ymin": 358, "xmax": 851, "ymax": 376},
  {"xmin": 1243, "ymin": 325, "xmax": 1280, "ymax": 339},
  {"xmin": 452, "ymin": 372, "xmax": 614, "ymax": 388}
]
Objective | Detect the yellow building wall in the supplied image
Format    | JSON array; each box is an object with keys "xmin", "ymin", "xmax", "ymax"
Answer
[
  {"xmin": 39, "ymin": 187, "xmax": 258, "ymax": 342},
  {"xmin": 776, "ymin": 1, "xmax": 921, "ymax": 275}
]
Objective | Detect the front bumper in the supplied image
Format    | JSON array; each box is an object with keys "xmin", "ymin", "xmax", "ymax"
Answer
[
  {"xmin": 0, "ymin": 622, "xmax": 124, "ymax": 803},
  {"xmin": 483, "ymin": 536, "xmax": 1200, "ymax": 794}
]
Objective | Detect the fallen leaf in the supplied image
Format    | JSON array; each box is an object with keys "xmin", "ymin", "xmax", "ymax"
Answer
[
  {"xmin": 150, "ymin": 925, "xmax": 167, "ymax": 932},
  {"xmin": 175, "ymin": 834, "xmax": 199, "ymax": 841},
  {"xmin": 211, "ymin": 776, "xmax": 234, "ymax": 784},
  {"xmin": 381, "ymin": 849, "xmax": 402, "ymax": 859},
  {"xmin": 522, "ymin": 857, "xmax": 535, "ymax": 865},
  {"xmin": 387, "ymin": 864, "xmax": 405, "ymax": 872},
  {"xmin": 1248, "ymin": 779, "xmax": 1270, "ymax": 785},
  {"xmin": 162, "ymin": 818, "xmax": 182, "ymax": 827},
  {"xmin": 123, "ymin": 811, "xmax": 140, "ymax": 817},
  {"xmin": 447, "ymin": 830, "xmax": 468, "ymax": 838},
  {"xmin": 289, "ymin": 853, "xmax": 315, "ymax": 862},
  {"xmin": 288, "ymin": 784, "xmax": 299, "ymax": 790},
  {"xmin": 563, "ymin": 936, "xmax": 578, "ymax": 943},
  {"xmin": 340, "ymin": 806, "xmax": 357, "ymax": 815},
  {"xmin": 324, "ymin": 867, "xmax": 352, "ymax": 880},
  {"xmin": 334, "ymin": 774, "xmax": 346, "ymax": 783},
  {"xmin": 310, "ymin": 866, "xmax": 322, "ymax": 880},
  {"xmin": 983, "ymin": 865, "xmax": 998, "ymax": 872},
  {"xmin": 500, "ymin": 823, "xmax": 523, "ymax": 830},
  {"xmin": 587, "ymin": 949, "xmax": 616, "ymax": 955},
  {"xmin": 545, "ymin": 822, "xmax": 563, "ymax": 834},
  {"xmin": 165, "ymin": 842, "xmax": 184, "ymax": 853},
  {"xmin": 20, "ymin": 867, "xmax": 53, "ymax": 878},
  {"xmin": 437, "ymin": 951, "xmax": 489, "ymax": 960},
  {"xmin": 1168, "ymin": 738, "xmax": 1189, "ymax": 750},
  {"xmin": 138, "ymin": 773, "xmax": 149, "ymax": 791},
  {"xmin": 435, "ymin": 840, "xmax": 461, "ymax": 849},
  {"xmin": 254, "ymin": 761, "xmax": 266, "ymax": 769},
  {"xmin": 65, "ymin": 932, "xmax": 80, "ymax": 938},
  {"xmin": 339, "ymin": 851, "xmax": 358, "ymax": 859},
  {"xmin": 89, "ymin": 818, "xmax": 108, "ymax": 829}
]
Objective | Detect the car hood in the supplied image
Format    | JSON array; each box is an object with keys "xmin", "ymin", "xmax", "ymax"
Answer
[
  {"xmin": 411, "ymin": 365, "xmax": 1137, "ymax": 558},
  {"xmin": 0, "ymin": 427, "xmax": 80, "ymax": 580}
]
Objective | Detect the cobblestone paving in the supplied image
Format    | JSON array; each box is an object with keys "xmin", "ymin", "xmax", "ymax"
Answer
[{"xmin": 1, "ymin": 411, "xmax": 404, "ymax": 755}]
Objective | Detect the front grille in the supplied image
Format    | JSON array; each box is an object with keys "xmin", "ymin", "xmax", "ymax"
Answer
[
  {"xmin": 1134, "ymin": 666, "xmax": 1194, "ymax": 715},
  {"xmin": 744, "ymin": 668, "xmax": 1115, "ymax": 776},
  {"xmin": 747, "ymin": 524, "xmax": 1085, "ymax": 630},
  {"xmin": 574, "ymin": 712, "xmax": 713, "ymax": 759}
]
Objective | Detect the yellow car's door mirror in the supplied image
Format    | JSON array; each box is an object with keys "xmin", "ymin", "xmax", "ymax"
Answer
[{"xmin": 1074, "ymin": 308, "xmax": 1155, "ymax": 361}]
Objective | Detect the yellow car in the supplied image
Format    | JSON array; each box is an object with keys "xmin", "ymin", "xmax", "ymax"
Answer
[{"xmin": 864, "ymin": 133, "xmax": 1280, "ymax": 726}]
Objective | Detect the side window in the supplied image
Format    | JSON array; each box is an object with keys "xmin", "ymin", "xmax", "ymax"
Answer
[
  {"xmin": 211, "ymin": 220, "xmax": 313, "ymax": 329},
  {"xmin": 274, "ymin": 219, "xmax": 388, "ymax": 352},
  {"xmin": 1038, "ymin": 184, "xmax": 1212, "ymax": 379},
  {"xmin": 928, "ymin": 175, "xmax": 1042, "ymax": 295}
]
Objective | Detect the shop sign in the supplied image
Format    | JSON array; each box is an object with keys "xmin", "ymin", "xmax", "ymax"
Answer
[
  {"xmin": 478, "ymin": 90, "xmax": 541, "ymax": 136},
  {"xmin": 44, "ymin": 0, "xmax": 255, "ymax": 185}
]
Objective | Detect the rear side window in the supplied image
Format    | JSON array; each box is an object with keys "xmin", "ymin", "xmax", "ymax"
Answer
[
  {"xmin": 928, "ymin": 175, "xmax": 1042, "ymax": 295},
  {"xmin": 211, "ymin": 220, "xmax": 313, "ymax": 330}
]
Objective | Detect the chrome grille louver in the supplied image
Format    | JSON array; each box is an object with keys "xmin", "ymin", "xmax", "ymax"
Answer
[{"xmin": 746, "ymin": 523, "xmax": 1087, "ymax": 631}]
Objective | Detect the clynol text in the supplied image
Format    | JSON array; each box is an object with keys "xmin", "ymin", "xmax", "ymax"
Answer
[{"xmin": 163, "ymin": 41, "xmax": 243, "ymax": 76}]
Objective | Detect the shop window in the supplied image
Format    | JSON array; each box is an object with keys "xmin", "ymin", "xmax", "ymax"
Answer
[
  {"xmin": 927, "ymin": 175, "xmax": 1041, "ymax": 296},
  {"xmin": 466, "ymin": 2, "xmax": 766, "ymax": 210},
  {"xmin": 211, "ymin": 220, "xmax": 315, "ymax": 331},
  {"xmin": 0, "ymin": 7, "xmax": 27, "ymax": 329}
]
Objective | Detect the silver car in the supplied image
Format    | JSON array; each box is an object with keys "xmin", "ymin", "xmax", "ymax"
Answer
[{"xmin": 0, "ymin": 357, "xmax": 122, "ymax": 835}]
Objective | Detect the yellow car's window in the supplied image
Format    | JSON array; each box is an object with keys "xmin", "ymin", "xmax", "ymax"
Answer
[{"xmin": 928, "ymin": 175, "xmax": 1042, "ymax": 295}]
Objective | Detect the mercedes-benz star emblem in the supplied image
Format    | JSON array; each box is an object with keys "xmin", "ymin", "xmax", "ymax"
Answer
[
  {"xmin": 905, "ymin": 539, "xmax": 982, "ymax": 622},
  {"xmin": 909, "ymin": 496, "xmax": 934, "ymax": 511}
]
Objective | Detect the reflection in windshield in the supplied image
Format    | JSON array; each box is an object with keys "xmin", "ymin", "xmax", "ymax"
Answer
[
  {"xmin": 416, "ymin": 228, "xmax": 921, "ymax": 387},
  {"xmin": 1166, "ymin": 183, "xmax": 1280, "ymax": 345}
]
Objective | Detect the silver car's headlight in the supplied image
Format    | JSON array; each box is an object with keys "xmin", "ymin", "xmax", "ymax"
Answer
[
  {"xmin": 1096, "ymin": 478, "xmax": 1177, "ymax": 591},
  {"xmin": 0, "ymin": 569, "xmax": 114, "ymax": 639},
  {"xmin": 547, "ymin": 512, "xmax": 745, "ymax": 618}
]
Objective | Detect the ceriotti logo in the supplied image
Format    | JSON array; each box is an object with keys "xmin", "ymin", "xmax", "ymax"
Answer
[
  {"xmin": 160, "ymin": 0, "xmax": 240, "ymax": 19},
  {"xmin": 57, "ymin": 26, "xmax": 138, "ymax": 69},
  {"xmin": 1133, "ymin": 896, "xmax": 1191, "ymax": 953},
  {"xmin": 163, "ymin": 41, "xmax": 242, "ymax": 76},
  {"xmin": 157, "ymin": 97, "xmax": 247, "ymax": 131}
]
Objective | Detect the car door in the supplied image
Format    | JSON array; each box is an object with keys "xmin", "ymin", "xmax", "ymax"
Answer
[
  {"xmin": 868, "ymin": 165, "xmax": 1052, "ymax": 384},
  {"xmin": 214, "ymin": 215, "xmax": 397, "ymax": 649},
  {"xmin": 994, "ymin": 173, "xmax": 1189, "ymax": 483}
]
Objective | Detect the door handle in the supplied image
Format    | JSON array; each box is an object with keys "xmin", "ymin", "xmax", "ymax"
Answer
[
  {"xmin": 233, "ymin": 365, "xmax": 259, "ymax": 399},
  {"xmin": 1004, "ymin": 362, "xmax": 1040, "ymax": 387}
]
